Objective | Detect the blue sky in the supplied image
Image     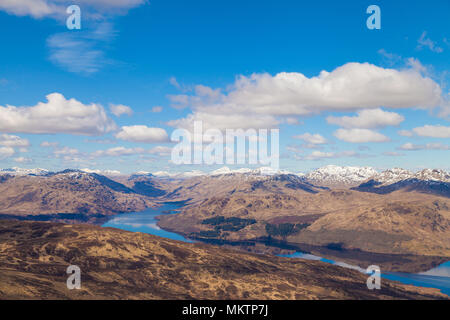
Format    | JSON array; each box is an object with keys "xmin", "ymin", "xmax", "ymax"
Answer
[{"xmin": 0, "ymin": 0, "xmax": 449, "ymax": 174}]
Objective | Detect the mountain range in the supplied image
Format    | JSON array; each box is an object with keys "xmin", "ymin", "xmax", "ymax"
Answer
[{"xmin": 1, "ymin": 165, "xmax": 449, "ymax": 270}]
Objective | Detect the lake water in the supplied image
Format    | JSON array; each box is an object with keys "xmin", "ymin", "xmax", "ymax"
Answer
[
  {"xmin": 102, "ymin": 202, "xmax": 192, "ymax": 243},
  {"xmin": 103, "ymin": 203, "xmax": 450, "ymax": 297}
]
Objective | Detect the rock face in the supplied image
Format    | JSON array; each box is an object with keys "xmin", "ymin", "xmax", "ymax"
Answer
[
  {"xmin": 0, "ymin": 220, "xmax": 446, "ymax": 300},
  {"xmin": 304, "ymin": 165, "xmax": 378, "ymax": 188},
  {"xmin": 0, "ymin": 170, "xmax": 163, "ymax": 222},
  {"xmin": 354, "ymin": 169, "xmax": 450, "ymax": 198}
]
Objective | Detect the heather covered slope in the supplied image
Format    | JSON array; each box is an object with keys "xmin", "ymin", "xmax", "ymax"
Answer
[
  {"xmin": 0, "ymin": 170, "xmax": 161, "ymax": 222},
  {"xmin": 158, "ymin": 188, "xmax": 450, "ymax": 263},
  {"xmin": 0, "ymin": 220, "xmax": 446, "ymax": 300}
]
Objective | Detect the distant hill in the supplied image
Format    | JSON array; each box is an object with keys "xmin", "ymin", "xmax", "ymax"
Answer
[
  {"xmin": 353, "ymin": 168, "xmax": 450, "ymax": 198},
  {"xmin": 0, "ymin": 170, "xmax": 165, "ymax": 223}
]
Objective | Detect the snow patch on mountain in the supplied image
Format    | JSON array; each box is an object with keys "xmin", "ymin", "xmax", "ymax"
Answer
[
  {"xmin": 0, "ymin": 167, "xmax": 50, "ymax": 176},
  {"xmin": 304, "ymin": 165, "xmax": 378, "ymax": 187}
]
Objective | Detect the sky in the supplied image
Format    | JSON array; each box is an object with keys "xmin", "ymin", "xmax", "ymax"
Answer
[{"xmin": 0, "ymin": 0, "xmax": 449, "ymax": 174}]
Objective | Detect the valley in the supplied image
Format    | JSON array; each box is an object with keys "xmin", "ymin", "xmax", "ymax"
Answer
[
  {"xmin": 0, "ymin": 220, "xmax": 446, "ymax": 300},
  {"xmin": 1, "ymin": 165, "xmax": 450, "ymax": 298}
]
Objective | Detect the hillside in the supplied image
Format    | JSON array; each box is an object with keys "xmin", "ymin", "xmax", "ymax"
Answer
[
  {"xmin": 353, "ymin": 169, "xmax": 450, "ymax": 198},
  {"xmin": 158, "ymin": 183, "xmax": 450, "ymax": 270},
  {"xmin": 0, "ymin": 170, "xmax": 163, "ymax": 223},
  {"xmin": 0, "ymin": 220, "xmax": 446, "ymax": 300}
]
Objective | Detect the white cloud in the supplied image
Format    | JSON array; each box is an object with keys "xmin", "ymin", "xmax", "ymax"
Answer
[
  {"xmin": 148, "ymin": 146, "xmax": 172, "ymax": 156},
  {"xmin": 47, "ymin": 22, "xmax": 116, "ymax": 75},
  {"xmin": 169, "ymin": 77, "xmax": 181, "ymax": 89},
  {"xmin": 152, "ymin": 106, "xmax": 163, "ymax": 113},
  {"xmin": 0, "ymin": 93, "xmax": 116, "ymax": 135},
  {"xmin": 0, "ymin": 0, "xmax": 58, "ymax": 18},
  {"xmin": 110, "ymin": 104, "xmax": 133, "ymax": 117},
  {"xmin": 0, "ymin": 0, "xmax": 146, "ymax": 18},
  {"xmin": 399, "ymin": 142, "xmax": 449, "ymax": 151},
  {"xmin": 53, "ymin": 146, "xmax": 80, "ymax": 156},
  {"xmin": 168, "ymin": 63, "xmax": 442, "ymax": 130},
  {"xmin": 383, "ymin": 151, "xmax": 404, "ymax": 157},
  {"xmin": 377, "ymin": 49, "xmax": 401, "ymax": 66},
  {"xmin": 299, "ymin": 150, "xmax": 362, "ymax": 161},
  {"xmin": 2, "ymin": 1, "xmax": 147, "ymax": 74},
  {"xmin": 92, "ymin": 146, "xmax": 145, "ymax": 157},
  {"xmin": 304, "ymin": 151, "xmax": 334, "ymax": 160},
  {"xmin": 115, "ymin": 125, "xmax": 169, "ymax": 143},
  {"xmin": 412, "ymin": 125, "xmax": 450, "ymax": 138},
  {"xmin": 327, "ymin": 108, "xmax": 404, "ymax": 129},
  {"xmin": 417, "ymin": 31, "xmax": 443, "ymax": 53},
  {"xmin": 14, "ymin": 156, "xmax": 33, "ymax": 164},
  {"xmin": 0, "ymin": 146, "xmax": 15, "ymax": 159},
  {"xmin": 168, "ymin": 112, "xmax": 280, "ymax": 131},
  {"xmin": 0, "ymin": 134, "xmax": 30, "ymax": 148},
  {"xmin": 334, "ymin": 128, "xmax": 390, "ymax": 143},
  {"xmin": 398, "ymin": 130, "xmax": 413, "ymax": 137},
  {"xmin": 293, "ymin": 133, "xmax": 327, "ymax": 144},
  {"xmin": 40, "ymin": 141, "xmax": 59, "ymax": 147}
]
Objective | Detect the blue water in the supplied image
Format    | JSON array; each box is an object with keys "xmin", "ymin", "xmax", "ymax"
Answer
[
  {"xmin": 384, "ymin": 261, "xmax": 450, "ymax": 296},
  {"xmin": 103, "ymin": 204, "xmax": 450, "ymax": 297},
  {"xmin": 279, "ymin": 252, "xmax": 450, "ymax": 296},
  {"xmin": 102, "ymin": 203, "xmax": 192, "ymax": 243}
]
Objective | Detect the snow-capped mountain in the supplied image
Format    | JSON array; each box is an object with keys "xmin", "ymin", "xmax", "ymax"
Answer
[
  {"xmin": 368, "ymin": 168, "xmax": 414, "ymax": 185},
  {"xmin": 0, "ymin": 167, "xmax": 50, "ymax": 176},
  {"xmin": 150, "ymin": 170, "xmax": 206, "ymax": 179},
  {"xmin": 81, "ymin": 168, "xmax": 123, "ymax": 176},
  {"xmin": 149, "ymin": 167, "xmax": 292, "ymax": 179},
  {"xmin": 303, "ymin": 165, "xmax": 378, "ymax": 187},
  {"xmin": 209, "ymin": 166, "xmax": 292, "ymax": 176},
  {"xmin": 365, "ymin": 168, "xmax": 450, "ymax": 186},
  {"xmin": 355, "ymin": 168, "xmax": 450, "ymax": 197},
  {"xmin": 414, "ymin": 169, "xmax": 450, "ymax": 183}
]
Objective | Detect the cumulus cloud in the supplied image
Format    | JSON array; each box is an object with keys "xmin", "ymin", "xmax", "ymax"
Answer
[
  {"xmin": 115, "ymin": 125, "xmax": 169, "ymax": 143},
  {"xmin": 298, "ymin": 150, "xmax": 363, "ymax": 161},
  {"xmin": 110, "ymin": 104, "xmax": 133, "ymax": 117},
  {"xmin": 53, "ymin": 146, "xmax": 80, "ymax": 157},
  {"xmin": 0, "ymin": 146, "xmax": 15, "ymax": 159},
  {"xmin": 0, "ymin": 93, "xmax": 116, "ymax": 135},
  {"xmin": 40, "ymin": 141, "xmax": 59, "ymax": 147},
  {"xmin": 147, "ymin": 146, "xmax": 172, "ymax": 156},
  {"xmin": 293, "ymin": 133, "xmax": 327, "ymax": 145},
  {"xmin": 398, "ymin": 142, "xmax": 449, "ymax": 151},
  {"xmin": 0, "ymin": 134, "xmax": 30, "ymax": 148},
  {"xmin": 334, "ymin": 128, "xmax": 390, "ymax": 143},
  {"xmin": 168, "ymin": 63, "xmax": 442, "ymax": 130},
  {"xmin": 14, "ymin": 156, "xmax": 33, "ymax": 164},
  {"xmin": 90, "ymin": 145, "xmax": 174, "ymax": 158},
  {"xmin": 168, "ymin": 112, "xmax": 280, "ymax": 131},
  {"xmin": 303, "ymin": 151, "xmax": 334, "ymax": 160},
  {"xmin": 412, "ymin": 125, "xmax": 450, "ymax": 138},
  {"xmin": 92, "ymin": 146, "xmax": 145, "ymax": 157},
  {"xmin": 327, "ymin": 108, "xmax": 404, "ymax": 129},
  {"xmin": 398, "ymin": 130, "xmax": 413, "ymax": 137}
]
